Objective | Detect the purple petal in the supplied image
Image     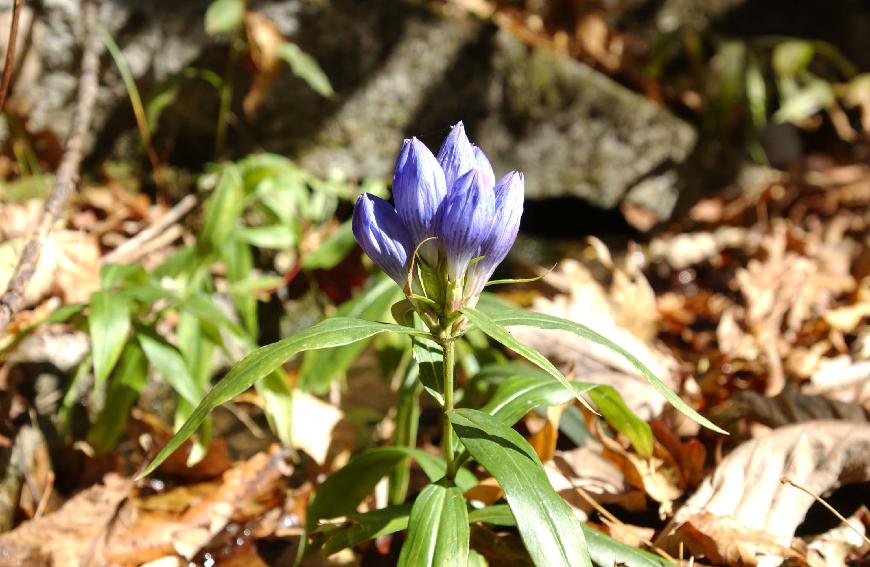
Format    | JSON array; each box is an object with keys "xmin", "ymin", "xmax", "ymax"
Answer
[
  {"xmin": 473, "ymin": 146, "xmax": 495, "ymax": 190},
  {"xmin": 437, "ymin": 121, "xmax": 477, "ymax": 191},
  {"xmin": 466, "ymin": 171, "xmax": 524, "ymax": 297},
  {"xmin": 352, "ymin": 193, "xmax": 413, "ymax": 286},
  {"xmin": 434, "ymin": 169, "xmax": 496, "ymax": 282},
  {"xmin": 392, "ymin": 138, "xmax": 446, "ymax": 264}
]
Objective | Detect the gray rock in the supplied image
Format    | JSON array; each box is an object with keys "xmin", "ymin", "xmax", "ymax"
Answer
[{"xmin": 4, "ymin": 0, "xmax": 697, "ymax": 215}]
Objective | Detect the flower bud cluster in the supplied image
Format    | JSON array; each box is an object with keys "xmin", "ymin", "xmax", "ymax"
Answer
[{"xmin": 352, "ymin": 122, "xmax": 523, "ymax": 334}]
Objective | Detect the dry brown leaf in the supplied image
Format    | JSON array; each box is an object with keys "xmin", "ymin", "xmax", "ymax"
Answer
[
  {"xmin": 515, "ymin": 259, "xmax": 679, "ymax": 421},
  {"xmin": 719, "ymin": 223, "xmax": 855, "ymax": 394},
  {"xmin": 525, "ymin": 403, "xmax": 566, "ymax": 463},
  {"xmin": 806, "ymin": 507, "xmax": 869, "ymax": 567},
  {"xmin": 464, "ymin": 476, "xmax": 503, "ymax": 506},
  {"xmin": 730, "ymin": 388, "xmax": 869, "ymax": 429},
  {"xmin": 665, "ymin": 512, "xmax": 806, "ymax": 566},
  {"xmin": 805, "ymin": 355, "xmax": 870, "ymax": 406},
  {"xmin": 292, "ymin": 391, "xmax": 355, "ymax": 467},
  {"xmin": 105, "ymin": 446, "xmax": 289, "ymax": 564},
  {"xmin": 545, "ymin": 445, "xmax": 646, "ymax": 515},
  {"xmin": 597, "ymin": 425, "xmax": 683, "ymax": 518},
  {"xmin": 131, "ymin": 410, "xmax": 233, "ymax": 482},
  {"xmin": 243, "ymin": 12, "xmax": 284, "ymax": 118},
  {"xmin": 657, "ymin": 421, "xmax": 870, "ymax": 565},
  {"xmin": 0, "ymin": 473, "xmax": 132, "ymax": 567}
]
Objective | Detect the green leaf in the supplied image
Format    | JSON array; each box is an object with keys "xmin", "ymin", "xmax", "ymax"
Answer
[
  {"xmin": 389, "ymin": 359, "xmax": 422, "ymax": 505},
  {"xmin": 746, "ymin": 55, "xmax": 767, "ymax": 130},
  {"xmin": 772, "ymin": 40, "xmax": 814, "ymax": 78},
  {"xmin": 100, "ymin": 263, "xmax": 148, "ymax": 289},
  {"xmin": 588, "ymin": 385, "xmax": 653, "ymax": 458},
  {"xmin": 307, "ymin": 446, "xmax": 457, "ymax": 533},
  {"xmin": 89, "ymin": 290, "xmax": 131, "ymax": 388},
  {"xmin": 237, "ymin": 225, "xmax": 297, "ymax": 249},
  {"xmin": 138, "ymin": 318, "xmax": 422, "ymax": 478},
  {"xmin": 175, "ymin": 313, "xmax": 217, "ymax": 465},
  {"xmin": 412, "ymin": 449, "xmax": 478, "ymax": 492},
  {"xmin": 301, "ymin": 221, "xmax": 355, "ymax": 270},
  {"xmin": 398, "ymin": 483, "xmax": 469, "ymax": 567},
  {"xmin": 470, "ymin": 505, "xmax": 672, "ymax": 567},
  {"xmin": 449, "ymin": 409, "xmax": 590, "ymax": 567},
  {"xmin": 774, "ymin": 80, "xmax": 835, "ymax": 123},
  {"xmin": 299, "ymin": 276, "xmax": 403, "ymax": 393},
  {"xmin": 205, "ymin": 0, "xmax": 244, "ymax": 35},
  {"xmin": 461, "ymin": 307, "xmax": 594, "ymax": 413},
  {"xmin": 200, "ymin": 164, "xmax": 244, "ymax": 254},
  {"xmin": 137, "ymin": 329, "xmax": 204, "ymax": 406},
  {"xmin": 480, "ymin": 374, "xmax": 597, "ymax": 427},
  {"xmin": 468, "ymin": 550, "xmax": 488, "ymax": 567},
  {"xmin": 178, "ymin": 292, "xmax": 246, "ymax": 340},
  {"xmin": 413, "ymin": 335, "xmax": 444, "ymax": 405},
  {"xmin": 256, "ymin": 370, "xmax": 294, "ymax": 447},
  {"xmin": 222, "ymin": 237, "xmax": 258, "ymax": 337},
  {"xmin": 475, "ymin": 304, "xmax": 726, "ymax": 434},
  {"xmin": 87, "ymin": 343, "xmax": 148, "ymax": 452},
  {"xmin": 276, "ymin": 41, "xmax": 334, "ymax": 97},
  {"xmin": 322, "ymin": 504, "xmax": 413, "ymax": 556}
]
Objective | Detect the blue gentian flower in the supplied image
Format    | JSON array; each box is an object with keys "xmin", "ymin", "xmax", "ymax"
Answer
[
  {"xmin": 352, "ymin": 193, "xmax": 413, "ymax": 286},
  {"xmin": 352, "ymin": 121, "xmax": 524, "ymax": 318}
]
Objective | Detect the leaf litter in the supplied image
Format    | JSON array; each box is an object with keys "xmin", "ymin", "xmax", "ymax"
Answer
[{"xmin": 2, "ymin": 138, "xmax": 870, "ymax": 566}]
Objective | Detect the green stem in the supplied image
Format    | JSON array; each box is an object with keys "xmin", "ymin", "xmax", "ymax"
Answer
[
  {"xmin": 214, "ymin": 22, "xmax": 244, "ymax": 158},
  {"xmin": 441, "ymin": 337, "xmax": 457, "ymax": 480}
]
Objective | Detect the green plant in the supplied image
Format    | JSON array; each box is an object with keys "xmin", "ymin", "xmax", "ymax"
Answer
[
  {"xmin": 5, "ymin": 152, "xmax": 368, "ymax": 463},
  {"xmin": 204, "ymin": 0, "xmax": 333, "ymax": 156},
  {"xmin": 649, "ymin": 32, "xmax": 869, "ymax": 161},
  {"xmin": 137, "ymin": 125, "xmax": 719, "ymax": 566}
]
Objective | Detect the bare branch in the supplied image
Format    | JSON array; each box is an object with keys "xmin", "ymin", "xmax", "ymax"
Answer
[
  {"xmin": 0, "ymin": 0, "xmax": 23, "ymax": 111},
  {"xmin": 0, "ymin": 0, "xmax": 101, "ymax": 334}
]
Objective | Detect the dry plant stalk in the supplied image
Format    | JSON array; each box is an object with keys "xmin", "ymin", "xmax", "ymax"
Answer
[
  {"xmin": 0, "ymin": 0, "xmax": 101, "ymax": 334},
  {"xmin": 0, "ymin": 0, "xmax": 22, "ymax": 111}
]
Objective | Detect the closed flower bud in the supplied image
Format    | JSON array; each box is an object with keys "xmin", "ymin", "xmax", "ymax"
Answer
[
  {"xmin": 435, "ymin": 168, "xmax": 495, "ymax": 282},
  {"xmin": 352, "ymin": 122, "xmax": 524, "ymax": 328},
  {"xmin": 473, "ymin": 146, "xmax": 496, "ymax": 190},
  {"xmin": 437, "ymin": 121, "xmax": 477, "ymax": 191},
  {"xmin": 392, "ymin": 138, "xmax": 447, "ymax": 265},
  {"xmin": 466, "ymin": 171, "xmax": 524, "ymax": 298},
  {"xmin": 352, "ymin": 193, "xmax": 413, "ymax": 286}
]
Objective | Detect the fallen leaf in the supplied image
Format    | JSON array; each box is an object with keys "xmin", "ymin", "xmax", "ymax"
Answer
[
  {"xmin": 292, "ymin": 391, "xmax": 353, "ymax": 466},
  {"xmin": 0, "ymin": 474, "xmax": 132, "ymax": 567},
  {"xmin": 657, "ymin": 421, "xmax": 870, "ymax": 565},
  {"xmin": 105, "ymin": 446, "xmax": 290, "ymax": 563}
]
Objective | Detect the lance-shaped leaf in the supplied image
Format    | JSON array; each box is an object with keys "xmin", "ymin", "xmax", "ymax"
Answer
[
  {"xmin": 398, "ymin": 483, "xmax": 469, "ymax": 567},
  {"xmin": 449, "ymin": 409, "xmax": 591, "ymax": 567},
  {"xmin": 471, "ymin": 505, "xmax": 673, "ymax": 567},
  {"xmin": 308, "ymin": 446, "xmax": 476, "ymax": 532},
  {"xmin": 588, "ymin": 385, "xmax": 654, "ymax": 458},
  {"xmin": 320, "ymin": 504, "xmax": 413, "ymax": 556},
  {"xmin": 299, "ymin": 276, "xmax": 403, "ymax": 394},
  {"xmin": 473, "ymin": 304, "xmax": 725, "ymax": 434},
  {"xmin": 481, "ymin": 374, "xmax": 597, "ymax": 427},
  {"xmin": 89, "ymin": 291, "xmax": 131, "ymax": 388},
  {"xmin": 461, "ymin": 307, "xmax": 594, "ymax": 413},
  {"xmin": 138, "ymin": 318, "xmax": 423, "ymax": 478}
]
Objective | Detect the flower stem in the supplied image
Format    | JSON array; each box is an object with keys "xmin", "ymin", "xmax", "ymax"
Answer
[{"xmin": 441, "ymin": 337, "xmax": 457, "ymax": 480}]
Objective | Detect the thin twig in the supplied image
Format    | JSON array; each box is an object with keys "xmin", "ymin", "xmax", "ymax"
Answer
[
  {"xmin": 0, "ymin": 0, "xmax": 22, "ymax": 111},
  {"xmin": 0, "ymin": 0, "xmax": 100, "ymax": 335},
  {"xmin": 569, "ymin": 480, "xmax": 676, "ymax": 562},
  {"xmin": 101, "ymin": 194, "xmax": 196, "ymax": 263},
  {"xmin": 781, "ymin": 477, "xmax": 870, "ymax": 547}
]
